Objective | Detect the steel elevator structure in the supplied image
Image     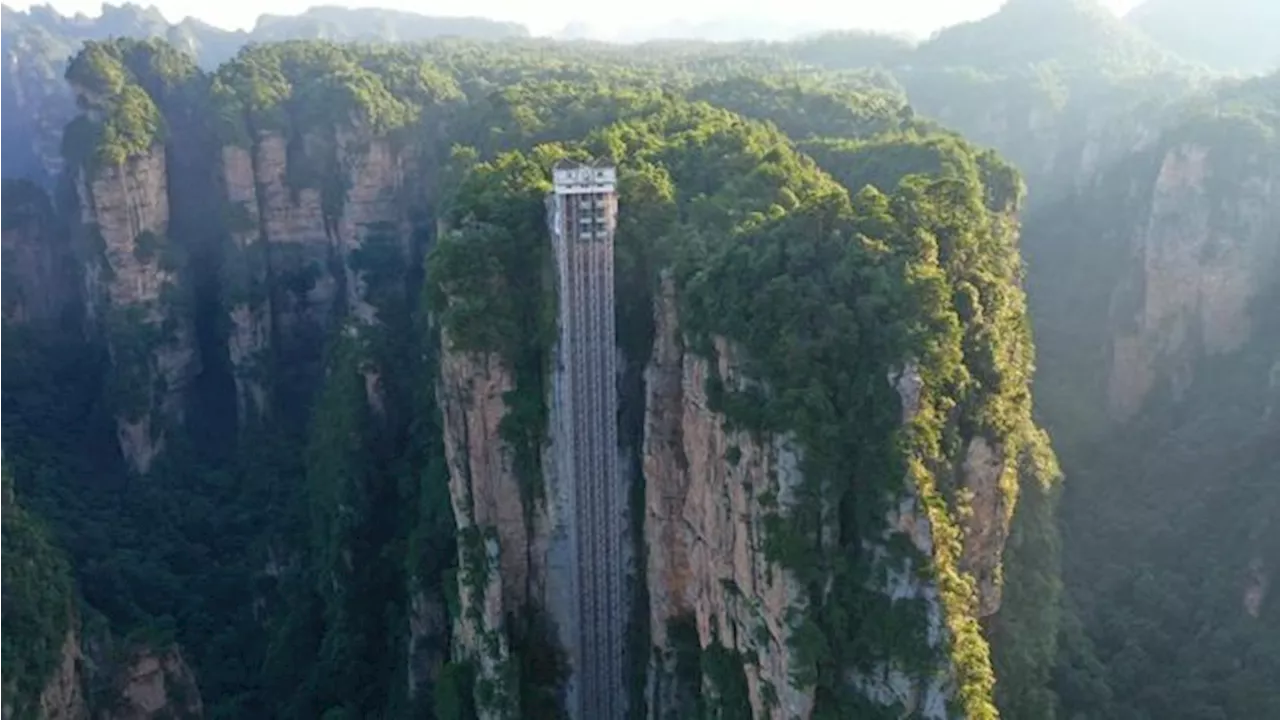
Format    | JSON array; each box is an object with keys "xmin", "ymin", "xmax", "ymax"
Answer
[{"xmin": 547, "ymin": 159, "xmax": 626, "ymax": 720}]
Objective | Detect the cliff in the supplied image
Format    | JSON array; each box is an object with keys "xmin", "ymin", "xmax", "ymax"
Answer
[
  {"xmin": 436, "ymin": 340, "xmax": 528, "ymax": 718},
  {"xmin": 1026, "ymin": 75, "xmax": 1280, "ymax": 719},
  {"xmin": 76, "ymin": 147, "xmax": 198, "ymax": 474},
  {"xmin": 642, "ymin": 276, "xmax": 1025, "ymax": 718},
  {"xmin": 56, "ymin": 38, "xmax": 424, "ymax": 469},
  {"xmin": 218, "ymin": 129, "xmax": 415, "ymax": 421},
  {"xmin": 1024, "ymin": 77, "xmax": 1280, "ymax": 437},
  {"xmin": 34, "ymin": 630, "xmax": 87, "ymax": 720},
  {"xmin": 94, "ymin": 645, "xmax": 202, "ymax": 720},
  {"xmin": 1106, "ymin": 140, "xmax": 1280, "ymax": 419},
  {"xmin": 643, "ymin": 283, "xmax": 811, "ymax": 719},
  {"xmin": 1, "ymin": 180, "xmax": 78, "ymax": 330},
  {"xmin": 22, "ymin": 631, "xmax": 204, "ymax": 720}
]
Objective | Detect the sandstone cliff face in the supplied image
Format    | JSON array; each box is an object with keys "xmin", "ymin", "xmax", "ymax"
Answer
[
  {"xmin": 77, "ymin": 149, "xmax": 199, "ymax": 474},
  {"xmin": 958, "ymin": 436, "xmax": 1014, "ymax": 618},
  {"xmin": 2, "ymin": 622, "xmax": 86, "ymax": 720},
  {"xmin": 219, "ymin": 144, "xmax": 271, "ymax": 421},
  {"xmin": 247, "ymin": 133, "xmax": 337, "ymax": 347},
  {"xmin": 643, "ymin": 283, "xmax": 809, "ymax": 720},
  {"xmin": 219, "ymin": 130, "xmax": 414, "ymax": 420},
  {"xmin": 437, "ymin": 340, "xmax": 524, "ymax": 718},
  {"xmin": 643, "ymin": 284, "xmax": 1017, "ymax": 718},
  {"xmin": 1, "ymin": 181, "xmax": 76, "ymax": 329},
  {"xmin": 13, "ymin": 622, "xmax": 203, "ymax": 720},
  {"xmin": 438, "ymin": 344, "xmax": 532, "ymax": 615},
  {"xmin": 1107, "ymin": 143, "xmax": 1280, "ymax": 419},
  {"xmin": 36, "ymin": 629, "xmax": 88, "ymax": 720},
  {"xmin": 97, "ymin": 647, "xmax": 202, "ymax": 720},
  {"xmin": 332, "ymin": 131, "xmax": 413, "ymax": 325}
]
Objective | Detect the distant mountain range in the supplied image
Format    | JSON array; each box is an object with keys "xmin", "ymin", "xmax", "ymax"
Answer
[
  {"xmin": 1, "ymin": 3, "xmax": 529, "ymax": 68},
  {"xmin": 551, "ymin": 17, "xmax": 831, "ymax": 44},
  {"xmin": 1, "ymin": 0, "xmax": 1272, "ymax": 184},
  {"xmin": 3, "ymin": 0, "xmax": 1276, "ymax": 72}
]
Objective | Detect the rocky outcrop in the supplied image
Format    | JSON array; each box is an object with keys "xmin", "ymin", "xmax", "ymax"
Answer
[
  {"xmin": 4, "ymin": 615, "xmax": 203, "ymax": 720},
  {"xmin": 248, "ymin": 133, "xmax": 337, "ymax": 345},
  {"xmin": 1, "ymin": 620, "xmax": 86, "ymax": 720},
  {"xmin": 219, "ymin": 144, "xmax": 271, "ymax": 421},
  {"xmin": 332, "ymin": 131, "xmax": 412, "ymax": 325},
  {"xmin": 958, "ymin": 436, "xmax": 1014, "ymax": 618},
  {"xmin": 36, "ymin": 629, "xmax": 87, "ymax": 720},
  {"xmin": 438, "ymin": 344, "xmax": 532, "ymax": 614},
  {"xmin": 1, "ymin": 180, "xmax": 77, "ymax": 329},
  {"xmin": 643, "ymin": 283, "xmax": 1020, "ymax": 719},
  {"xmin": 97, "ymin": 646, "xmax": 202, "ymax": 720},
  {"xmin": 437, "ymin": 341, "xmax": 524, "ymax": 718},
  {"xmin": 643, "ymin": 281, "xmax": 809, "ymax": 720},
  {"xmin": 77, "ymin": 148, "xmax": 199, "ymax": 474},
  {"xmin": 219, "ymin": 130, "xmax": 414, "ymax": 421},
  {"xmin": 1107, "ymin": 143, "xmax": 1280, "ymax": 419},
  {"xmin": 843, "ymin": 364, "xmax": 954, "ymax": 719}
]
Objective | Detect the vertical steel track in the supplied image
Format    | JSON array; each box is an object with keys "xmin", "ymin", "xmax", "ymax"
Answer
[{"xmin": 549, "ymin": 163, "xmax": 625, "ymax": 720}]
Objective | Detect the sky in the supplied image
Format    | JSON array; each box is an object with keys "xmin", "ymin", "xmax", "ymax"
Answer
[{"xmin": 7, "ymin": 0, "xmax": 1146, "ymax": 40}]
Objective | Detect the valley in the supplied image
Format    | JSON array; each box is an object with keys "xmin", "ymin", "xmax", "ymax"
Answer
[{"xmin": 2, "ymin": 2, "xmax": 1276, "ymax": 719}]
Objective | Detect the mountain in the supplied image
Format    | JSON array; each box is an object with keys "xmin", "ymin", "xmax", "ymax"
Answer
[
  {"xmin": 913, "ymin": 0, "xmax": 1179, "ymax": 74},
  {"xmin": 1, "ymin": 32, "xmax": 1056, "ymax": 720},
  {"xmin": 2, "ymin": 3, "xmax": 207, "ymax": 185},
  {"xmin": 1025, "ymin": 71, "xmax": 1280, "ymax": 719},
  {"xmin": 1127, "ymin": 0, "xmax": 1280, "ymax": 74},
  {"xmin": 2, "ymin": 2, "xmax": 1278, "ymax": 719},
  {"xmin": 249, "ymin": 5, "xmax": 529, "ymax": 43},
  {"xmin": 611, "ymin": 17, "xmax": 825, "ymax": 43},
  {"xmin": 0, "ymin": 3, "xmax": 530, "ymax": 184}
]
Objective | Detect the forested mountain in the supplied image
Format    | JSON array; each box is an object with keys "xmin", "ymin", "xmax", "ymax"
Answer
[
  {"xmin": 0, "ymin": 29, "xmax": 1050, "ymax": 720},
  {"xmin": 1, "ymin": 2, "xmax": 1276, "ymax": 720},
  {"xmin": 249, "ymin": 6, "xmax": 529, "ymax": 44},
  {"xmin": 0, "ymin": 3, "xmax": 527, "ymax": 184}
]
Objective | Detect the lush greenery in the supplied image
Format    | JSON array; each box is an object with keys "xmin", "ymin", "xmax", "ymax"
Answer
[
  {"xmin": 61, "ymin": 38, "xmax": 201, "ymax": 169},
  {"xmin": 420, "ymin": 65, "xmax": 1059, "ymax": 716},
  {"xmin": 5, "ymin": 2, "xmax": 1277, "ymax": 719},
  {"xmin": 1030, "ymin": 72, "xmax": 1280, "ymax": 720},
  {"xmin": 1, "ymin": 470, "xmax": 77, "ymax": 719}
]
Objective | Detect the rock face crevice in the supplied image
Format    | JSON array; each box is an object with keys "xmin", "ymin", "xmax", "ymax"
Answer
[
  {"xmin": 71, "ymin": 123, "xmax": 421, "ymax": 466},
  {"xmin": 958, "ymin": 435, "xmax": 1013, "ymax": 618},
  {"xmin": 643, "ymin": 281, "xmax": 809, "ymax": 720},
  {"xmin": 219, "ymin": 130, "xmax": 416, "ymax": 422},
  {"xmin": 76, "ymin": 148, "xmax": 199, "ymax": 474},
  {"xmin": 1, "ymin": 180, "xmax": 78, "ymax": 330},
  {"xmin": 641, "ymin": 283, "xmax": 1022, "ymax": 718},
  {"xmin": 436, "ymin": 340, "xmax": 528, "ymax": 718},
  {"xmin": 35, "ymin": 628, "xmax": 87, "ymax": 720},
  {"xmin": 438, "ymin": 344, "xmax": 533, "ymax": 616},
  {"xmin": 21, "ymin": 620, "xmax": 205, "ymax": 720},
  {"xmin": 99, "ymin": 646, "xmax": 203, "ymax": 720}
]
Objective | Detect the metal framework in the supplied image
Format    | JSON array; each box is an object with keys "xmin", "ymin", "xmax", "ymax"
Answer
[{"xmin": 548, "ymin": 160, "xmax": 625, "ymax": 720}]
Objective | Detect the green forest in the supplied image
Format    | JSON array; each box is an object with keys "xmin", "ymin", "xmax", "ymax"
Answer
[{"xmin": 2, "ymin": 1, "xmax": 1277, "ymax": 719}]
